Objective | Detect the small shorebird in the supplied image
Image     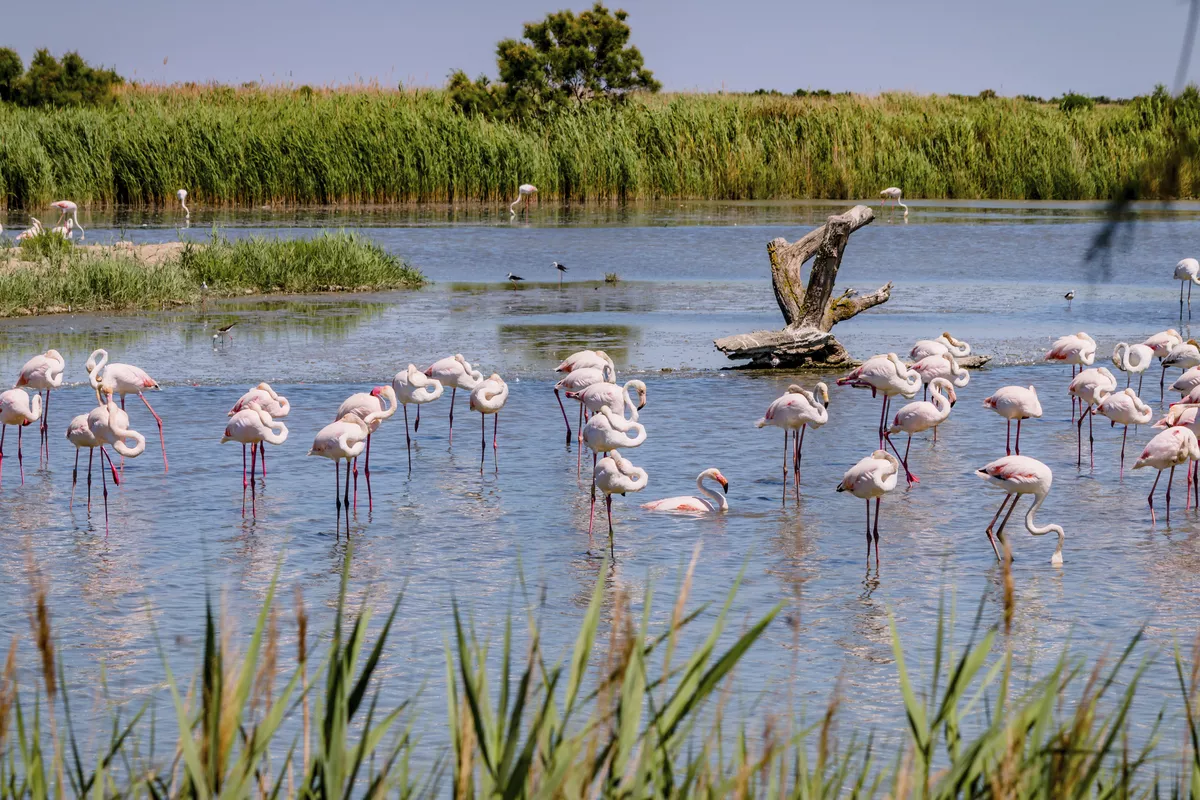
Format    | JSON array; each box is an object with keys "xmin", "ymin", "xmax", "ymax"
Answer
[
  {"xmin": 506, "ymin": 272, "xmax": 525, "ymax": 287},
  {"xmin": 1064, "ymin": 290, "xmax": 1075, "ymax": 309},
  {"xmin": 553, "ymin": 261, "xmax": 567, "ymax": 286},
  {"xmin": 213, "ymin": 322, "xmax": 236, "ymax": 347}
]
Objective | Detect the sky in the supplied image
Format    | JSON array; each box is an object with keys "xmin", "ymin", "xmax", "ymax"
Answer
[{"xmin": 5, "ymin": 0, "xmax": 1197, "ymax": 98}]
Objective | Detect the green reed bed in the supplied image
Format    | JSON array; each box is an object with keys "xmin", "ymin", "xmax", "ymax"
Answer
[
  {"xmin": 3, "ymin": 545, "xmax": 1199, "ymax": 797},
  {"xmin": 2, "ymin": 86, "xmax": 1199, "ymax": 207},
  {"xmin": 0, "ymin": 231, "xmax": 424, "ymax": 316}
]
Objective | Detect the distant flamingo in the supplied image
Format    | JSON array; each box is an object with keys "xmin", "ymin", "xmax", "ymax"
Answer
[
  {"xmin": 1175, "ymin": 258, "xmax": 1200, "ymax": 318},
  {"xmin": 593, "ymin": 450, "xmax": 648, "ymax": 558},
  {"xmin": 975, "ymin": 456, "xmax": 1065, "ymax": 565},
  {"xmin": 910, "ymin": 351, "xmax": 970, "ymax": 397},
  {"xmin": 838, "ymin": 354, "xmax": 920, "ymax": 447},
  {"xmin": 642, "ymin": 468, "xmax": 728, "ymax": 512},
  {"xmin": 425, "ymin": 355, "xmax": 483, "ymax": 445},
  {"xmin": 1093, "ymin": 388, "xmax": 1153, "ymax": 473},
  {"xmin": 755, "ymin": 382, "xmax": 829, "ymax": 494},
  {"xmin": 836, "ymin": 450, "xmax": 899, "ymax": 567},
  {"xmin": 1069, "ymin": 366, "xmax": 1118, "ymax": 467},
  {"xmin": 392, "ymin": 364, "xmax": 444, "ymax": 469},
  {"xmin": 50, "ymin": 218, "xmax": 74, "ymax": 239},
  {"xmin": 221, "ymin": 402, "xmax": 287, "ymax": 491},
  {"xmin": 1045, "ymin": 332, "xmax": 1096, "ymax": 420},
  {"xmin": 1134, "ymin": 426, "xmax": 1200, "ymax": 523},
  {"xmin": 86, "ymin": 349, "xmax": 167, "ymax": 472},
  {"xmin": 15, "ymin": 349, "xmax": 65, "ymax": 457},
  {"xmin": 177, "ymin": 189, "xmax": 190, "ymax": 219},
  {"xmin": 582, "ymin": 405, "xmax": 647, "ymax": 535},
  {"xmin": 879, "ymin": 187, "xmax": 908, "ymax": 217},
  {"xmin": 15, "ymin": 218, "xmax": 41, "ymax": 241},
  {"xmin": 336, "ymin": 386, "xmax": 397, "ymax": 509},
  {"xmin": 1112, "ymin": 341, "xmax": 1154, "ymax": 393},
  {"xmin": 308, "ymin": 414, "xmax": 370, "ymax": 524},
  {"xmin": 910, "ymin": 332, "xmax": 971, "ymax": 361},
  {"xmin": 886, "ymin": 377, "xmax": 957, "ymax": 485},
  {"xmin": 470, "ymin": 373, "xmax": 509, "ymax": 473},
  {"xmin": 983, "ymin": 385, "xmax": 1042, "ymax": 456},
  {"xmin": 510, "ymin": 183, "xmax": 537, "ymax": 216},
  {"xmin": 50, "ymin": 200, "xmax": 82, "ymax": 240},
  {"xmin": 555, "ymin": 364, "xmax": 616, "ymax": 446},
  {"xmin": 1161, "ymin": 340, "xmax": 1200, "ymax": 402},
  {"xmin": 0, "ymin": 388, "xmax": 41, "ymax": 485}
]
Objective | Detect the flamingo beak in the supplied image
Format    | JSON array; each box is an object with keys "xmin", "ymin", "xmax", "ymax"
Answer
[{"xmin": 718, "ymin": 476, "xmax": 729, "ymax": 494}]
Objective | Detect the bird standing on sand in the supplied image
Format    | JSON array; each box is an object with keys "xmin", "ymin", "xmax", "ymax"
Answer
[
  {"xmin": 975, "ymin": 456, "xmax": 1065, "ymax": 565},
  {"xmin": 837, "ymin": 450, "xmax": 899, "ymax": 567},
  {"xmin": 510, "ymin": 184, "xmax": 537, "ymax": 216},
  {"xmin": 879, "ymin": 187, "xmax": 908, "ymax": 217},
  {"xmin": 1064, "ymin": 290, "xmax": 1075, "ymax": 309},
  {"xmin": 553, "ymin": 261, "xmax": 567, "ymax": 286}
]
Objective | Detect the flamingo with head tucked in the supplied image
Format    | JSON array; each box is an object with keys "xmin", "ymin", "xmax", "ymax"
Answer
[
  {"xmin": 392, "ymin": 364, "xmax": 443, "ymax": 468},
  {"xmin": 582, "ymin": 405, "xmax": 647, "ymax": 535},
  {"xmin": 642, "ymin": 468, "xmax": 728, "ymax": 513},
  {"xmin": 66, "ymin": 387, "xmax": 143, "ymax": 532},
  {"xmin": 1143, "ymin": 329, "xmax": 1184, "ymax": 401},
  {"xmin": 470, "ymin": 373, "xmax": 509, "ymax": 474},
  {"xmin": 1045, "ymin": 332, "xmax": 1096, "ymax": 420},
  {"xmin": 1112, "ymin": 342, "xmax": 1154, "ymax": 394},
  {"xmin": 569, "ymin": 379, "xmax": 646, "ymax": 423},
  {"xmin": 1172, "ymin": 366, "xmax": 1200, "ymax": 397},
  {"xmin": 86, "ymin": 349, "xmax": 167, "ymax": 472},
  {"xmin": 1093, "ymin": 388, "xmax": 1153, "ymax": 473},
  {"xmin": 308, "ymin": 413, "xmax": 370, "ymax": 527},
  {"xmin": 336, "ymin": 385, "xmax": 397, "ymax": 509},
  {"xmin": 910, "ymin": 351, "xmax": 970, "ymax": 398},
  {"xmin": 0, "ymin": 388, "xmax": 41, "ymax": 485},
  {"xmin": 982, "ymin": 385, "xmax": 1042, "ymax": 456},
  {"xmin": 837, "ymin": 450, "xmax": 899, "ymax": 567},
  {"xmin": 229, "ymin": 383, "xmax": 290, "ymax": 418},
  {"xmin": 222, "ymin": 402, "xmax": 288, "ymax": 493},
  {"xmin": 554, "ymin": 363, "xmax": 615, "ymax": 446},
  {"xmin": 975, "ymin": 456, "xmax": 1065, "ymax": 565},
  {"xmin": 910, "ymin": 333, "xmax": 970, "ymax": 361},
  {"xmin": 755, "ymin": 382, "xmax": 829, "ymax": 494},
  {"xmin": 1175, "ymin": 258, "xmax": 1200, "ymax": 318},
  {"xmin": 15, "ymin": 218, "xmax": 42, "ymax": 241},
  {"xmin": 1161, "ymin": 340, "xmax": 1200, "ymax": 402},
  {"xmin": 1069, "ymin": 366, "xmax": 1118, "ymax": 467},
  {"xmin": 425, "ymin": 354, "xmax": 483, "ymax": 445},
  {"xmin": 593, "ymin": 450, "xmax": 648, "ymax": 558},
  {"xmin": 1134, "ymin": 426, "xmax": 1200, "ymax": 524},
  {"xmin": 837, "ymin": 354, "xmax": 920, "ymax": 449},
  {"xmin": 16, "ymin": 349, "xmax": 64, "ymax": 458},
  {"xmin": 886, "ymin": 377, "xmax": 957, "ymax": 485}
]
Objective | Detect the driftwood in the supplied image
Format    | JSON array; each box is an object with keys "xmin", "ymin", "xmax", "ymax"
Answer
[{"xmin": 715, "ymin": 205, "xmax": 892, "ymax": 368}]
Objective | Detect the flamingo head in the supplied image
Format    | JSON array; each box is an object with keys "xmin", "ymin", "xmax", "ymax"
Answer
[
  {"xmin": 709, "ymin": 469, "xmax": 729, "ymax": 493},
  {"xmin": 815, "ymin": 382, "xmax": 830, "ymax": 408},
  {"xmin": 370, "ymin": 386, "xmax": 385, "ymax": 398}
]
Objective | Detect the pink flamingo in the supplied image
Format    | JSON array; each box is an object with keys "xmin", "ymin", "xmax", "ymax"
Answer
[
  {"xmin": 1045, "ymin": 332, "xmax": 1096, "ymax": 421},
  {"xmin": 1068, "ymin": 366, "xmax": 1117, "ymax": 467},
  {"xmin": 909, "ymin": 352, "xmax": 970, "ymax": 399},
  {"xmin": 593, "ymin": 451, "xmax": 648, "ymax": 558},
  {"xmin": 86, "ymin": 349, "xmax": 167, "ymax": 472},
  {"xmin": 582, "ymin": 405, "xmax": 647, "ymax": 535},
  {"xmin": 66, "ymin": 388, "xmax": 144, "ymax": 532},
  {"xmin": 1112, "ymin": 342, "xmax": 1154, "ymax": 393},
  {"xmin": 1142, "ymin": 329, "xmax": 1183, "ymax": 402},
  {"xmin": 754, "ymin": 382, "xmax": 829, "ymax": 495},
  {"xmin": 836, "ymin": 450, "xmax": 899, "ymax": 567},
  {"xmin": 425, "ymin": 355, "xmax": 482, "ymax": 445},
  {"xmin": 1176, "ymin": 258, "xmax": 1200, "ymax": 318},
  {"xmin": 975, "ymin": 456, "xmax": 1065, "ymax": 565},
  {"xmin": 392, "ymin": 364, "xmax": 444, "ymax": 469},
  {"xmin": 50, "ymin": 200, "xmax": 83, "ymax": 240},
  {"xmin": 568, "ymin": 379, "xmax": 646, "ymax": 422},
  {"xmin": 555, "ymin": 364, "xmax": 616, "ymax": 449},
  {"xmin": 1153, "ymin": 403, "xmax": 1200, "ymax": 506},
  {"xmin": 308, "ymin": 414, "xmax": 370, "ymax": 527},
  {"xmin": 221, "ymin": 402, "xmax": 288, "ymax": 491},
  {"xmin": 553, "ymin": 350, "xmax": 615, "ymax": 442},
  {"xmin": 470, "ymin": 373, "xmax": 509, "ymax": 473},
  {"xmin": 837, "ymin": 354, "xmax": 921, "ymax": 448},
  {"xmin": 1093, "ymin": 388, "xmax": 1152, "ymax": 473},
  {"xmin": 1161, "ymin": 339, "xmax": 1200, "ymax": 402},
  {"xmin": 1172, "ymin": 366, "xmax": 1200, "ymax": 397},
  {"xmin": 1133, "ymin": 426, "xmax": 1200, "ymax": 523},
  {"xmin": 336, "ymin": 386, "xmax": 397, "ymax": 509},
  {"xmin": 65, "ymin": 413, "xmax": 120, "ymax": 521},
  {"xmin": 15, "ymin": 349, "xmax": 64, "ymax": 457},
  {"xmin": 229, "ymin": 383, "xmax": 290, "ymax": 417},
  {"xmin": 910, "ymin": 332, "xmax": 971, "ymax": 361},
  {"xmin": 642, "ymin": 468, "xmax": 728, "ymax": 512},
  {"xmin": 0, "ymin": 389, "xmax": 41, "ymax": 485},
  {"xmin": 982, "ymin": 385, "xmax": 1042, "ymax": 456},
  {"xmin": 885, "ymin": 376, "xmax": 957, "ymax": 485}
]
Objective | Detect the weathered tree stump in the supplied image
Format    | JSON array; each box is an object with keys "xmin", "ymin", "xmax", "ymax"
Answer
[{"xmin": 715, "ymin": 205, "xmax": 892, "ymax": 368}]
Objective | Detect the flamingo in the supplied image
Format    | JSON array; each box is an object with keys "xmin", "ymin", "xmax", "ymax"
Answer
[
  {"xmin": 554, "ymin": 364, "xmax": 616, "ymax": 446},
  {"xmin": 1064, "ymin": 290, "xmax": 1075, "ymax": 309},
  {"xmin": 582, "ymin": 405, "xmax": 647, "ymax": 535},
  {"xmin": 1134, "ymin": 426, "xmax": 1200, "ymax": 524},
  {"xmin": 470, "ymin": 373, "xmax": 509, "ymax": 474},
  {"xmin": 15, "ymin": 218, "xmax": 42, "ymax": 242},
  {"xmin": 1153, "ymin": 403, "xmax": 1200, "ymax": 505},
  {"xmin": 177, "ymin": 189, "xmax": 190, "ymax": 219},
  {"xmin": 86, "ymin": 349, "xmax": 168, "ymax": 472},
  {"xmin": 910, "ymin": 332, "xmax": 971, "ymax": 361},
  {"xmin": 879, "ymin": 187, "xmax": 908, "ymax": 217},
  {"xmin": 1093, "ymin": 388, "xmax": 1153, "ymax": 473},
  {"xmin": 1161, "ymin": 340, "xmax": 1200, "ymax": 402},
  {"xmin": 1045, "ymin": 332, "xmax": 1096, "ymax": 420},
  {"xmin": 754, "ymin": 382, "xmax": 829, "ymax": 493},
  {"xmin": 15, "ymin": 349, "xmax": 65, "ymax": 457},
  {"xmin": 1175, "ymin": 258, "xmax": 1200, "ymax": 318},
  {"xmin": 509, "ymin": 183, "xmax": 537, "ymax": 216},
  {"xmin": 425, "ymin": 354, "xmax": 483, "ymax": 445},
  {"xmin": 222, "ymin": 403, "xmax": 288, "ymax": 491},
  {"xmin": 593, "ymin": 450, "xmax": 648, "ymax": 558},
  {"xmin": 67, "ymin": 388, "xmax": 144, "ymax": 533},
  {"xmin": 336, "ymin": 386, "xmax": 397, "ymax": 509},
  {"xmin": 50, "ymin": 218, "xmax": 74, "ymax": 239},
  {"xmin": 556, "ymin": 349, "xmax": 615, "ymax": 374},
  {"xmin": 838, "ymin": 353, "xmax": 920, "ymax": 448},
  {"xmin": 229, "ymin": 383, "xmax": 290, "ymax": 418},
  {"xmin": 886, "ymin": 377, "xmax": 957, "ymax": 485},
  {"xmin": 975, "ymin": 456, "xmax": 1065, "ymax": 565},
  {"xmin": 569, "ymin": 379, "xmax": 646, "ymax": 423},
  {"xmin": 909, "ymin": 352, "xmax": 970, "ymax": 397},
  {"xmin": 308, "ymin": 413, "xmax": 370, "ymax": 523},
  {"xmin": 836, "ymin": 450, "xmax": 899, "ymax": 567},
  {"xmin": 1172, "ymin": 366, "xmax": 1200, "ymax": 397},
  {"xmin": 50, "ymin": 200, "xmax": 82, "ymax": 240},
  {"xmin": 982, "ymin": 385, "xmax": 1042, "ymax": 456},
  {"xmin": 1112, "ymin": 342, "xmax": 1154, "ymax": 393},
  {"xmin": 642, "ymin": 468, "xmax": 729, "ymax": 512},
  {"xmin": 0, "ymin": 388, "xmax": 42, "ymax": 485},
  {"xmin": 1069, "ymin": 366, "xmax": 1118, "ymax": 467},
  {"xmin": 65, "ymin": 412, "xmax": 120, "ymax": 523},
  {"xmin": 392, "ymin": 364, "xmax": 444, "ymax": 469},
  {"xmin": 1143, "ymin": 329, "xmax": 1183, "ymax": 401}
]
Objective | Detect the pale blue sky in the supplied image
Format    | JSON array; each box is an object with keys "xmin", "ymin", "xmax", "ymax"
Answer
[{"xmin": 5, "ymin": 0, "xmax": 1195, "ymax": 97}]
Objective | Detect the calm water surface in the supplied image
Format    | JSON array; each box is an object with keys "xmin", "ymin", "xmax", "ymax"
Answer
[{"xmin": 3, "ymin": 200, "xmax": 1200, "ymax": 757}]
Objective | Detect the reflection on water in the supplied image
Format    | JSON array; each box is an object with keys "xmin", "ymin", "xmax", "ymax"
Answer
[{"xmin": 497, "ymin": 323, "xmax": 638, "ymax": 368}]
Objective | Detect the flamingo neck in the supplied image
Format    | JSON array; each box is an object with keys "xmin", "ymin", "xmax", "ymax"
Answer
[
  {"xmin": 696, "ymin": 473, "xmax": 728, "ymax": 511},
  {"xmin": 1024, "ymin": 490, "xmax": 1064, "ymax": 546}
]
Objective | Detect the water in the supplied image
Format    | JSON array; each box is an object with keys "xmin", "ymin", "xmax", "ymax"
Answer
[{"xmin": 3, "ymin": 200, "xmax": 1200, "ymax": 759}]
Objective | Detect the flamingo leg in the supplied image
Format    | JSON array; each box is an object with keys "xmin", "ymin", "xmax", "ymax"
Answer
[
  {"xmin": 985, "ymin": 494, "xmax": 1014, "ymax": 560},
  {"xmin": 260, "ymin": 441, "xmax": 266, "ymax": 479},
  {"xmin": 414, "ymin": 403, "xmax": 420, "ymax": 432},
  {"xmin": 17, "ymin": 425, "xmax": 23, "ymax": 485},
  {"xmin": 86, "ymin": 448, "xmax": 93, "ymax": 512},
  {"xmin": 249, "ymin": 443, "xmax": 258, "ymax": 517},
  {"xmin": 1120, "ymin": 425, "xmax": 1128, "ymax": 475},
  {"xmin": 1087, "ymin": 405, "xmax": 1095, "ymax": 468},
  {"xmin": 137, "ymin": 392, "xmax": 168, "ymax": 472},
  {"xmin": 0, "ymin": 424, "xmax": 5, "ymax": 484},
  {"xmin": 1148, "ymin": 470, "xmax": 1161, "ymax": 523},
  {"xmin": 1138, "ymin": 372, "xmax": 1144, "ymax": 396},
  {"xmin": 1167, "ymin": 465, "xmax": 1177, "ymax": 523},
  {"xmin": 41, "ymin": 390, "xmax": 50, "ymax": 460},
  {"xmin": 878, "ymin": 395, "xmax": 888, "ymax": 449},
  {"xmin": 480, "ymin": 412, "xmax": 486, "ymax": 474},
  {"xmin": 781, "ymin": 430, "xmax": 789, "ymax": 505},
  {"xmin": 352, "ymin": 455, "xmax": 358, "ymax": 511},
  {"xmin": 70, "ymin": 448, "xmax": 79, "ymax": 507},
  {"xmin": 250, "ymin": 442, "xmax": 258, "ymax": 485},
  {"xmin": 1182, "ymin": 280, "xmax": 1186, "ymax": 318},
  {"xmin": 588, "ymin": 473, "xmax": 598, "ymax": 538},
  {"xmin": 448, "ymin": 387, "xmax": 455, "ymax": 446},
  {"xmin": 335, "ymin": 461, "xmax": 342, "ymax": 514},
  {"xmin": 555, "ymin": 388, "xmax": 572, "ymax": 444},
  {"xmin": 493, "ymin": 414, "xmax": 499, "ymax": 473},
  {"xmin": 1190, "ymin": 282, "xmax": 1193, "ymax": 318},
  {"xmin": 1194, "ymin": 460, "xmax": 1198, "ymax": 508},
  {"xmin": 995, "ymin": 492, "xmax": 1021, "ymax": 538},
  {"xmin": 344, "ymin": 457, "xmax": 352, "ymax": 518},
  {"xmin": 1162, "ymin": 365, "xmax": 1168, "ymax": 405},
  {"xmin": 99, "ymin": 447, "xmax": 109, "ymax": 536},
  {"xmin": 864, "ymin": 499, "xmax": 872, "ymax": 564},
  {"xmin": 403, "ymin": 405, "xmax": 412, "ymax": 471},
  {"xmin": 873, "ymin": 497, "xmax": 881, "ymax": 567},
  {"xmin": 364, "ymin": 433, "xmax": 372, "ymax": 512},
  {"xmin": 1075, "ymin": 409, "xmax": 1085, "ymax": 467},
  {"xmin": 1015, "ymin": 418, "xmax": 1022, "ymax": 455},
  {"xmin": 796, "ymin": 425, "xmax": 806, "ymax": 482},
  {"xmin": 884, "ymin": 434, "xmax": 918, "ymax": 485},
  {"xmin": 606, "ymin": 495, "xmax": 615, "ymax": 559}
]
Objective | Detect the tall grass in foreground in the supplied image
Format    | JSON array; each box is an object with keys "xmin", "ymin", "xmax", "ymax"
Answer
[
  {"xmin": 3, "ymin": 87, "xmax": 1200, "ymax": 207},
  {"xmin": 4, "ymin": 545, "xmax": 1200, "ymax": 797},
  {"xmin": 0, "ymin": 231, "xmax": 424, "ymax": 316}
]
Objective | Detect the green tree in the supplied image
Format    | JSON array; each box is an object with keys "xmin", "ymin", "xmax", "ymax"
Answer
[
  {"xmin": 0, "ymin": 48, "xmax": 22, "ymax": 103},
  {"xmin": 10, "ymin": 48, "xmax": 122, "ymax": 107}
]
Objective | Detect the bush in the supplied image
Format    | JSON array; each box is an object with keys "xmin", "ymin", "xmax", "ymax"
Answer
[
  {"xmin": 1, "ymin": 48, "xmax": 123, "ymax": 108},
  {"xmin": 1059, "ymin": 91, "xmax": 1095, "ymax": 113},
  {"xmin": 978, "ymin": 88, "xmax": 997, "ymax": 100}
]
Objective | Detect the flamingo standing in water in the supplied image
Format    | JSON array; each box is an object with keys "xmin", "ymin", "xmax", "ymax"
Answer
[
  {"xmin": 0, "ymin": 388, "xmax": 41, "ymax": 485},
  {"xmin": 177, "ymin": 189, "xmax": 190, "ymax": 220},
  {"xmin": 1175, "ymin": 258, "xmax": 1200, "ymax": 318},
  {"xmin": 1134, "ymin": 426, "xmax": 1200, "ymax": 524},
  {"xmin": 510, "ymin": 184, "xmax": 537, "ymax": 216},
  {"xmin": 886, "ymin": 377, "xmax": 957, "ymax": 485},
  {"xmin": 1153, "ymin": 404, "xmax": 1200, "ymax": 506},
  {"xmin": 553, "ymin": 350, "xmax": 616, "ymax": 442},
  {"xmin": 65, "ymin": 412, "xmax": 120, "ymax": 522},
  {"xmin": 425, "ymin": 355, "xmax": 483, "ymax": 445},
  {"xmin": 308, "ymin": 414, "xmax": 370, "ymax": 526},
  {"xmin": 1161, "ymin": 340, "xmax": 1200, "ymax": 402},
  {"xmin": 1068, "ymin": 366, "xmax": 1118, "ymax": 467},
  {"xmin": 50, "ymin": 200, "xmax": 83, "ymax": 240},
  {"xmin": 1143, "ymin": 329, "xmax": 1183, "ymax": 401},
  {"xmin": 593, "ymin": 450, "xmax": 648, "ymax": 558},
  {"xmin": 642, "ymin": 468, "xmax": 728, "ymax": 512},
  {"xmin": 910, "ymin": 333, "xmax": 970, "ymax": 361},
  {"xmin": 569, "ymin": 379, "xmax": 646, "ymax": 423},
  {"xmin": 838, "ymin": 354, "xmax": 921, "ymax": 448},
  {"xmin": 86, "ymin": 349, "xmax": 167, "ymax": 472},
  {"xmin": 392, "ymin": 364, "xmax": 443, "ymax": 469},
  {"xmin": 1112, "ymin": 342, "xmax": 1155, "ymax": 393},
  {"xmin": 1172, "ymin": 366, "xmax": 1200, "ymax": 397},
  {"xmin": 1045, "ymin": 332, "xmax": 1096, "ymax": 421},
  {"xmin": 336, "ymin": 386, "xmax": 397, "ymax": 509},
  {"xmin": 982, "ymin": 385, "xmax": 1042, "ymax": 456},
  {"xmin": 582, "ymin": 405, "xmax": 647, "ymax": 535},
  {"xmin": 554, "ymin": 364, "xmax": 616, "ymax": 447},
  {"xmin": 754, "ymin": 382, "xmax": 829, "ymax": 494},
  {"xmin": 228, "ymin": 383, "xmax": 289, "ymax": 476},
  {"xmin": 15, "ymin": 349, "xmax": 65, "ymax": 458},
  {"xmin": 66, "ymin": 387, "xmax": 144, "ymax": 532},
  {"xmin": 836, "ymin": 450, "xmax": 899, "ymax": 567},
  {"xmin": 1093, "ymin": 388, "xmax": 1153, "ymax": 473},
  {"xmin": 910, "ymin": 351, "xmax": 970, "ymax": 398},
  {"xmin": 470, "ymin": 373, "xmax": 509, "ymax": 474},
  {"xmin": 975, "ymin": 456, "xmax": 1065, "ymax": 565},
  {"xmin": 879, "ymin": 187, "xmax": 908, "ymax": 217},
  {"xmin": 222, "ymin": 402, "xmax": 288, "ymax": 491}
]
